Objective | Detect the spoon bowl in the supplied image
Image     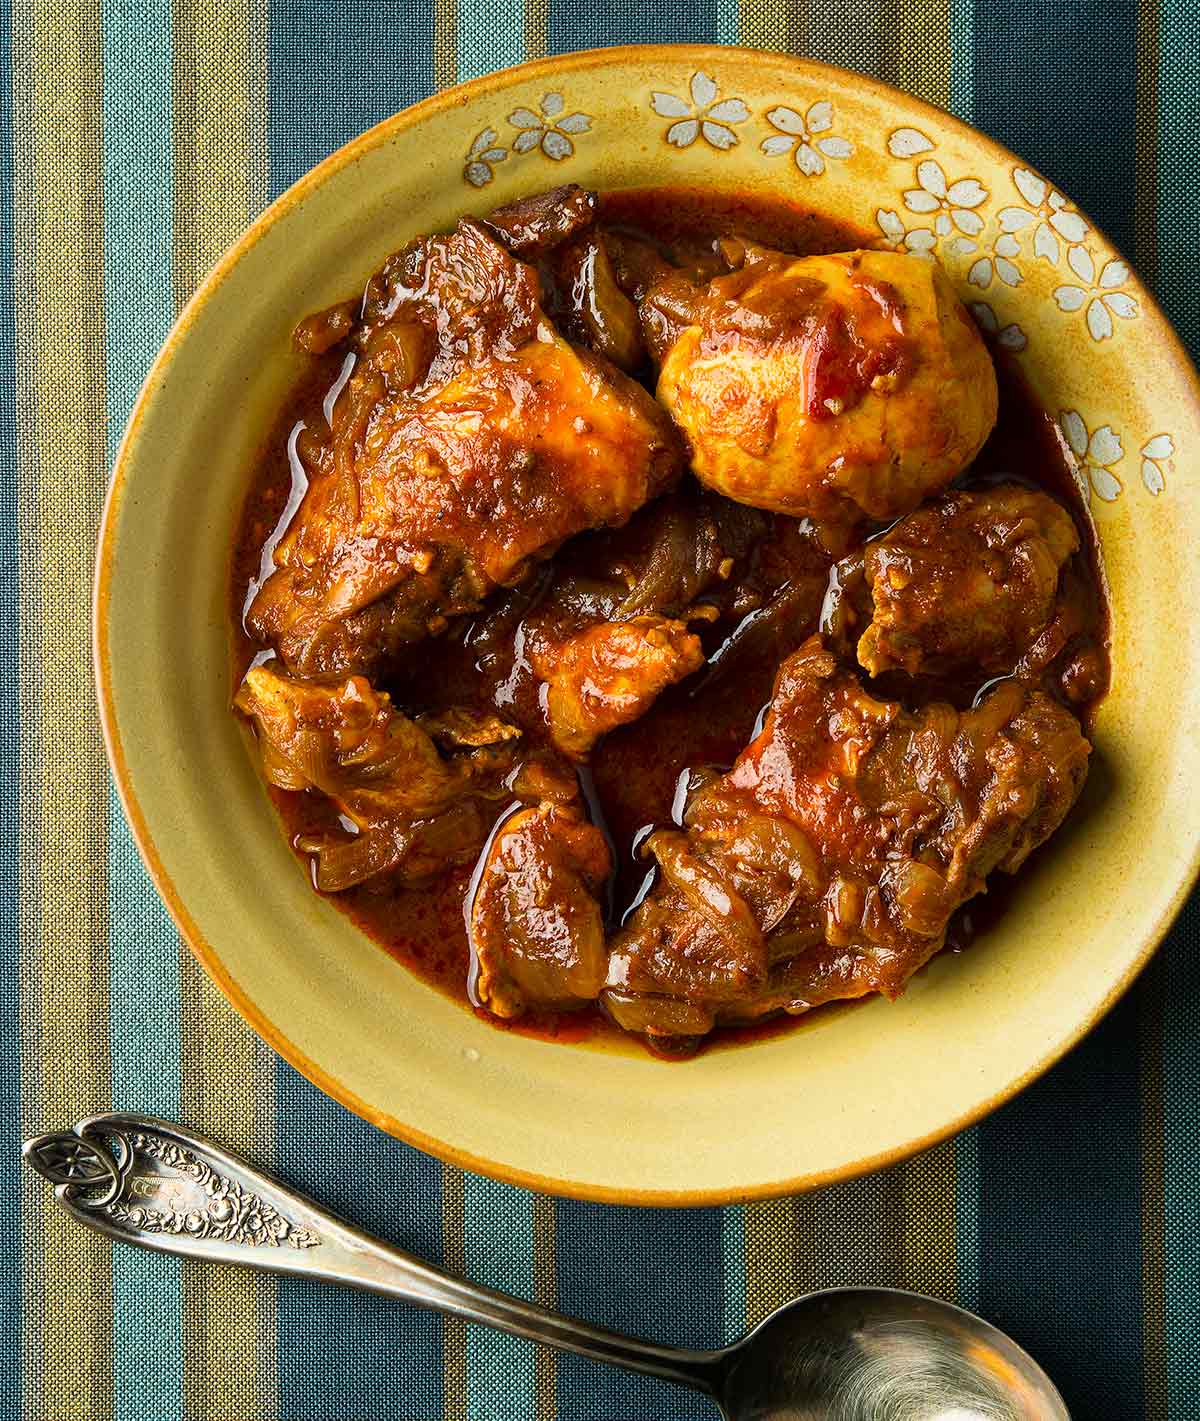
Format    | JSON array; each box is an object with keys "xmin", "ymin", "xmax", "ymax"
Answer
[
  {"xmin": 24, "ymin": 1115, "xmax": 1068, "ymax": 1420},
  {"xmin": 718, "ymin": 1288, "xmax": 1067, "ymax": 1420}
]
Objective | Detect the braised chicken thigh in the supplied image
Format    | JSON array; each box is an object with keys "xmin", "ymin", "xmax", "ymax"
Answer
[
  {"xmin": 235, "ymin": 664, "xmax": 518, "ymax": 891},
  {"xmin": 832, "ymin": 484, "xmax": 1081, "ymax": 679},
  {"xmin": 232, "ymin": 185, "xmax": 1107, "ymax": 1056},
  {"xmin": 605, "ymin": 638, "xmax": 1090, "ymax": 1042},
  {"xmin": 247, "ymin": 214, "xmax": 682, "ymax": 679}
]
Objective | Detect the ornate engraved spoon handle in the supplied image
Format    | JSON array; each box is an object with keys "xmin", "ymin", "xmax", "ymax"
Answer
[{"xmin": 24, "ymin": 1114, "xmax": 722, "ymax": 1395}]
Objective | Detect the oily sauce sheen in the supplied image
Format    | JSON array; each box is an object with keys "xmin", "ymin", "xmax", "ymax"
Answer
[{"xmin": 230, "ymin": 186, "xmax": 1111, "ymax": 1054}]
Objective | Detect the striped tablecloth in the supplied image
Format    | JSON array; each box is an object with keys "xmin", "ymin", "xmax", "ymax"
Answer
[{"xmin": 4, "ymin": 4, "xmax": 1197, "ymax": 1418}]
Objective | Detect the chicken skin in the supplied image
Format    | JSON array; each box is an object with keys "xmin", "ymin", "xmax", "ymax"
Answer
[
  {"xmin": 848, "ymin": 484, "xmax": 1081, "ymax": 678},
  {"xmin": 604, "ymin": 637, "xmax": 1090, "ymax": 1042},
  {"xmin": 468, "ymin": 803, "xmax": 612, "ymax": 1019},
  {"xmin": 527, "ymin": 615, "xmax": 705, "ymax": 760},
  {"xmin": 235, "ymin": 664, "xmax": 519, "ymax": 890},
  {"xmin": 647, "ymin": 244, "xmax": 998, "ymax": 522},
  {"xmin": 247, "ymin": 217, "xmax": 683, "ymax": 678}
]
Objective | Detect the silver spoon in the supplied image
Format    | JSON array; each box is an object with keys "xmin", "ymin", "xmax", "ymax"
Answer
[{"xmin": 24, "ymin": 1114, "xmax": 1068, "ymax": 1420}]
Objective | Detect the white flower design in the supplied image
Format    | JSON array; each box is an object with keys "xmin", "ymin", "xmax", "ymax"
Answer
[
  {"xmin": 650, "ymin": 73, "xmax": 749, "ymax": 150},
  {"xmin": 967, "ymin": 234, "xmax": 1023, "ymax": 290},
  {"xmin": 508, "ymin": 93, "xmax": 591, "ymax": 160},
  {"xmin": 887, "ymin": 127, "xmax": 935, "ymax": 158},
  {"xmin": 968, "ymin": 302, "xmax": 1027, "ymax": 352},
  {"xmin": 875, "ymin": 208, "xmax": 936, "ymax": 259},
  {"xmin": 463, "ymin": 128, "xmax": 508, "ymax": 188},
  {"xmin": 997, "ymin": 168, "xmax": 1089, "ymax": 266},
  {"xmin": 901, "ymin": 159, "xmax": 988, "ymax": 257},
  {"xmin": 760, "ymin": 101, "xmax": 853, "ymax": 177},
  {"xmin": 1053, "ymin": 247, "xmax": 1139, "ymax": 341},
  {"xmin": 1139, "ymin": 434, "xmax": 1174, "ymax": 496},
  {"xmin": 1061, "ymin": 410, "xmax": 1124, "ymax": 503}
]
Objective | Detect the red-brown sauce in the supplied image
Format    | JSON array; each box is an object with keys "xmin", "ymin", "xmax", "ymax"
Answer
[{"xmin": 230, "ymin": 186, "xmax": 1110, "ymax": 1055}]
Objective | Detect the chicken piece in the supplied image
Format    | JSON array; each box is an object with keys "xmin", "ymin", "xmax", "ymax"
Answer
[
  {"xmin": 247, "ymin": 217, "xmax": 683, "ymax": 678},
  {"xmin": 481, "ymin": 183, "xmax": 597, "ymax": 258},
  {"xmin": 235, "ymin": 664, "xmax": 519, "ymax": 890},
  {"xmin": 469, "ymin": 803, "xmax": 612, "ymax": 1019},
  {"xmin": 527, "ymin": 614, "xmax": 705, "ymax": 759},
  {"xmin": 646, "ymin": 244, "xmax": 998, "ymax": 523},
  {"xmin": 605, "ymin": 637, "xmax": 1089, "ymax": 1043},
  {"xmin": 847, "ymin": 485, "xmax": 1081, "ymax": 679}
]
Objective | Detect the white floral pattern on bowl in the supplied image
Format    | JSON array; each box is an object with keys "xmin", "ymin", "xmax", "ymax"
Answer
[
  {"xmin": 508, "ymin": 93, "xmax": 592, "ymax": 160},
  {"xmin": 969, "ymin": 301, "xmax": 1027, "ymax": 352},
  {"xmin": 1061, "ymin": 410, "xmax": 1124, "ymax": 503},
  {"xmin": 1140, "ymin": 434, "xmax": 1175, "ymax": 496},
  {"xmin": 901, "ymin": 158, "xmax": 988, "ymax": 258},
  {"xmin": 1054, "ymin": 249, "xmax": 1140, "ymax": 342},
  {"xmin": 650, "ymin": 72, "xmax": 749, "ymax": 150},
  {"xmin": 998, "ymin": 169, "xmax": 1090, "ymax": 265},
  {"xmin": 760, "ymin": 101, "xmax": 853, "ymax": 177},
  {"xmin": 462, "ymin": 94, "xmax": 593, "ymax": 187},
  {"xmin": 887, "ymin": 127, "xmax": 936, "ymax": 158},
  {"xmin": 463, "ymin": 128, "xmax": 509, "ymax": 188}
]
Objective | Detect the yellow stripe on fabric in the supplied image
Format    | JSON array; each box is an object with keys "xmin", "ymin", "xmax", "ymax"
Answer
[
  {"xmin": 524, "ymin": 0, "xmax": 548, "ymax": 62},
  {"xmin": 171, "ymin": 4, "xmax": 273, "ymax": 1418},
  {"xmin": 792, "ymin": 1169, "xmax": 905, "ymax": 1294},
  {"xmin": 442, "ymin": 1165, "xmax": 469, "ymax": 1421},
  {"xmin": 881, "ymin": 0, "xmax": 952, "ymax": 111},
  {"xmin": 743, "ymin": 1199, "xmax": 798, "ymax": 1328},
  {"xmin": 15, "ymin": 0, "xmax": 114, "ymax": 1414},
  {"xmin": 900, "ymin": 1139, "xmax": 958, "ymax": 1303},
  {"xmin": 434, "ymin": 0, "xmax": 457, "ymax": 93},
  {"xmin": 737, "ymin": 0, "xmax": 807, "ymax": 54}
]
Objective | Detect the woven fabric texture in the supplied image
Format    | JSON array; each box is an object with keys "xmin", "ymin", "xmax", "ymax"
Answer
[{"xmin": 3, "ymin": 2, "xmax": 1199, "ymax": 1418}]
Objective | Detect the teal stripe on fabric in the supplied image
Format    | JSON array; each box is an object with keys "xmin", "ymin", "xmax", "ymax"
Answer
[
  {"xmin": 463, "ymin": 1175, "xmax": 537, "ymax": 1421},
  {"xmin": 101, "ymin": 2, "xmax": 182, "ymax": 1418},
  {"xmin": 713, "ymin": 0, "xmax": 738, "ymax": 47},
  {"xmin": 1159, "ymin": 0, "xmax": 1199, "ymax": 356},
  {"xmin": 949, "ymin": 0, "xmax": 974, "ymax": 122},
  {"xmin": 456, "ymin": 0, "xmax": 524, "ymax": 83},
  {"xmin": 721, "ymin": 1206, "xmax": 745, "ymax": 1345},
  {"xmin": 954, "ymin": 1127, "xmax": 979, "ymax": 1314}
]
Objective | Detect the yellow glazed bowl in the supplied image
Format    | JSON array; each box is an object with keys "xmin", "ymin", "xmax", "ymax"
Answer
[{"xmin": 96, "ymin": 46, "xmax": 1200, "ymax": 1204}]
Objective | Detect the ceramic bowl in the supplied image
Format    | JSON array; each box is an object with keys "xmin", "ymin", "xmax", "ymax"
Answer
[{"xmin": 96, "ymin": 46, "xmax": 1200, "ymax": 1203}]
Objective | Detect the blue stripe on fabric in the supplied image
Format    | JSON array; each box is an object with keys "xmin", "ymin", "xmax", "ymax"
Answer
[
  {"xmin": 1159, "ymin": 0, "xmax": 1200, "ymax": 357},
  {"xmin": 456, "ymin": 0, "xmax": 523, "ymax": 83},
  {"xmin": 973, "ymin": 0, "xmax": 1139, "ymax": 255},
  {"xmin": 101, "ymin": 1, "xmax": 184, "ymax": 1418},
  {"xmin": 948, "ymin": 0, "xmax": 974, "ymax": 123},
  {"xmin": 267, "ymin": 0, "xmax": 437, "ymax": 198},
  {"xmin": 555, "ymin": 1202, "xmax": 723, "ymax": 1420},
  {"xmin": 267, "ymin": 11, "xmax": 445, "ymax": 1413},
  {"xmin": 1164, "ymin": 899, "xmax": 1200, "ymax": 1421},
  {"xmin": 274, "ymin": 1066, "xmax": 445, "ymax": 1420},
  {"xmin": 1159, "ymin": 6, "xmax": 1200, "ymax": 1416},
  {"xmin": 721, "ymin": 1206, "xmax": 745, "ymax": 1346},
  {"xmin": 0, "ymin": 0, "xmax": 18, "ymax": 1405},
  {"xmin": 973, "ymin": 10, "xmax": 1144, "ymax": 1414},
  {"xmin": 976, "ymin": 996, "xmax": 1144, "ymax": 1417},
  {"xmin": 547, "ymin": 0, "xmax": 720, "ymax": 52},
  {"xmin": 463, "ymin": 1175, "xmax": 535, "ymax": 1421}
]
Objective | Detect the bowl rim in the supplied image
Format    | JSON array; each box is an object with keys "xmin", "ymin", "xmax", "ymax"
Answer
[{"xmin": 94, "ymin": 43, "xmax": 1200, "ymax": 1205}]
